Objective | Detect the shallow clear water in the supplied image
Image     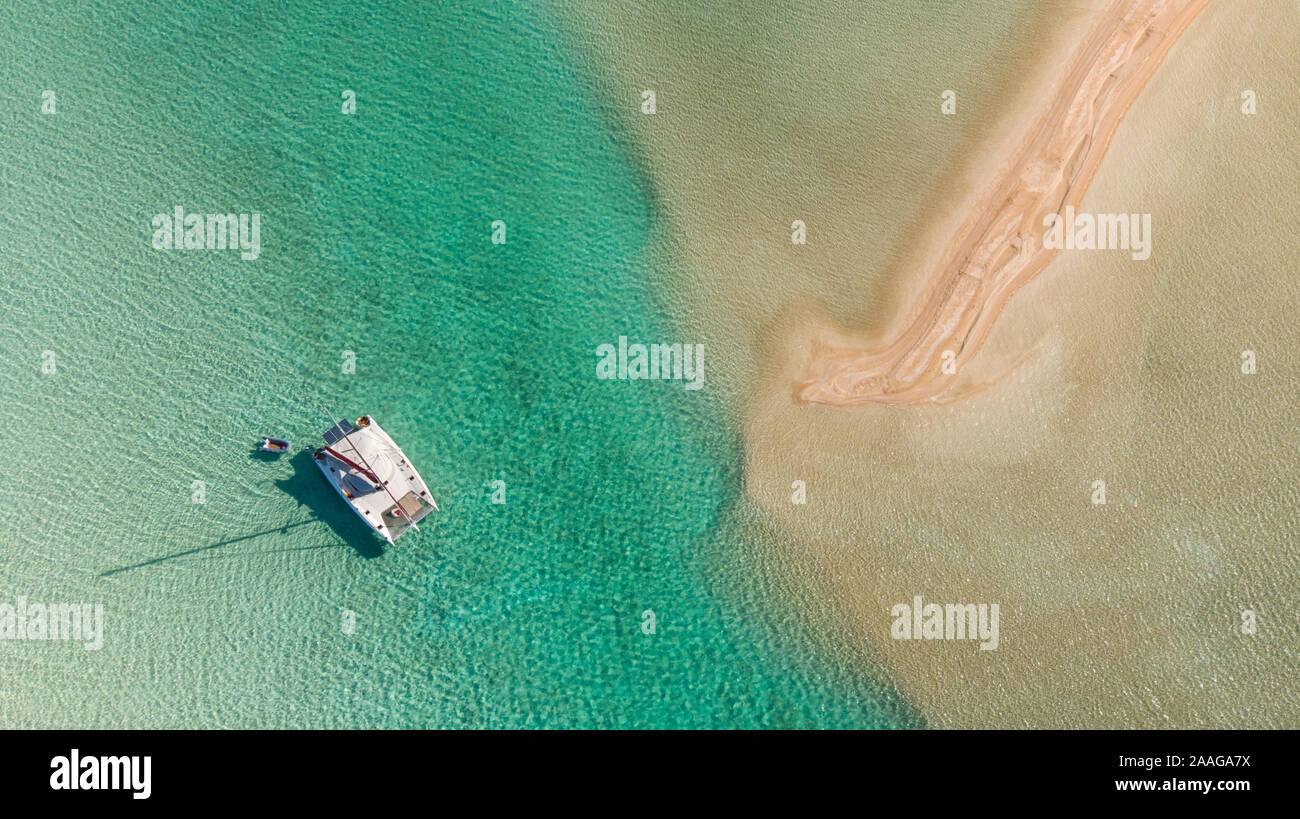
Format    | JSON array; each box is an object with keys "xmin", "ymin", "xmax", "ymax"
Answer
[{"xmin": 0, "ymin": 0, "xmax": 917, "ymax": 727}]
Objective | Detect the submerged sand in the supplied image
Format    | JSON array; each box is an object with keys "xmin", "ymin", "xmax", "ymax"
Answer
[{"xmin": 562, "ymin": 0, "xmax": 1300, "ymax": 727}]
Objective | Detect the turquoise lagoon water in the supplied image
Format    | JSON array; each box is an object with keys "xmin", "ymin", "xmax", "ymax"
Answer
[{"xmin": 0, "ymin": 0, "xmax": 917, "ymax": 728}]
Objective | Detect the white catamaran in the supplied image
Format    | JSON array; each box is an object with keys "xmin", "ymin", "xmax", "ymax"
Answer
[{"xmin": 313, "ymin": 411, "xmax": 437, "ymax": 545}]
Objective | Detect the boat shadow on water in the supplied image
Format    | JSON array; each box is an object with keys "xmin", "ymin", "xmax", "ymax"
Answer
[
  {"xmin": 275, "ymin": 448, "xmax": 385, "ymax": 559},
  {"xmin": 98, "ymin": 450, "xmax": 383, "ymax": 577}
]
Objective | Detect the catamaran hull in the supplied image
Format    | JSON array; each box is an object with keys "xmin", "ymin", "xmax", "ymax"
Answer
[
  {"xmin": 313, "ymin": 416, "xmax": 436, "ymax": 545},
  {"xmin": 316, "ymin": 456, "xmax": 393, "ymax": 543}
]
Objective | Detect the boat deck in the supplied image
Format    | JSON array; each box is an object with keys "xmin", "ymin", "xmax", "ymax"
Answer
[{"xmin": 315, "ymin": 418, "xmax": 435, "ymax": 542}]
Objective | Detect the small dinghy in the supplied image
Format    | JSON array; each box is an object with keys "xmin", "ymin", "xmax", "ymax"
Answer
[{"xmin": 260, "ymin": 436, "xmax": 290, "ymax": 454}]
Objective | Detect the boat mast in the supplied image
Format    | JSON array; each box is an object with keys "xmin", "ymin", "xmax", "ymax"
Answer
[{"xmin": 321, "ymin": 406, "xmax": 420, "ymax": 536}]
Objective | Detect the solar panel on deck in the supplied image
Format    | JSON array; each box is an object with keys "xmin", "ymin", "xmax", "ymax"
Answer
[{"xmin": 323, "ymin": 418, "xmax": 357, "ymax": 446}]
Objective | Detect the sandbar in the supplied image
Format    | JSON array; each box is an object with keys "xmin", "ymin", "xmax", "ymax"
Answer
[{"xmin": 795, "ymin": 0, "xmax": 1212, "ymax": 407}]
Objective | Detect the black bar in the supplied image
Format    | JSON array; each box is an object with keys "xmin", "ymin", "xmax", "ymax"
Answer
[{"xmin": 3, "ymin": 729, "xmax": 1282, "ymax": 807}]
